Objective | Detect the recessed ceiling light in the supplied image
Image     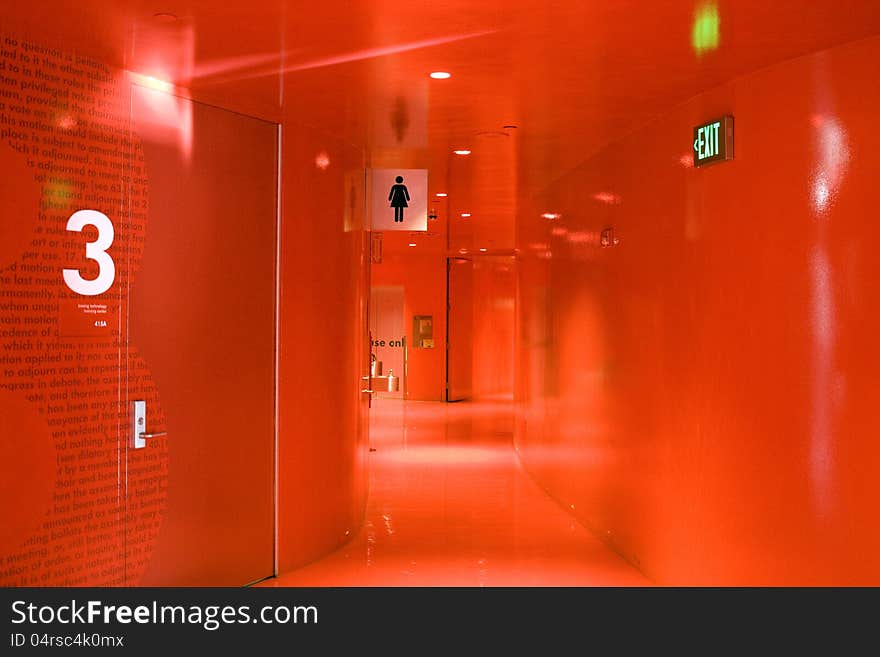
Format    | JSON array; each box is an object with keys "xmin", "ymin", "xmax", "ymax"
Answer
[
  {"xmin": 453, "ymin": 149, "xmax": 471, "ymax": 156},
  {"xmin": 479, "ymin": 248, "xmax": 487, "ymax": 252},
  {"xmin": 541, "ymin": 212, "xmax": 561, "ymax": 220},
  {"xmin": 460, "ymin": 213, "xmax": 471, "ymax": 218},
  {"xmin": 408, "ymin": 243, "xmax": 417, "ymax": 247},
  {"xmin": 429, "ymin": 71, "xmax": 451, "ymax": 79},
  {"xmin": 435, "ymin": 192, "xmax": 448, "ymax": 197}
]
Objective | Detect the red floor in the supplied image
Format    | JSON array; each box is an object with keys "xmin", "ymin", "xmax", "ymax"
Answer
[{"xmin": 262, "ymin": 399, "xmax": 651, "ymax": 586}]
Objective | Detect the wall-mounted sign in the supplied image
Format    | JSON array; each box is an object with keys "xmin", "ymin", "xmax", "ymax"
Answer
[
  {"xmin": 413, "ymin": 315, "xmax": 434, "ymax": 348},
  {"xmin": 693, "ymin": 116, "xmax": 734, "ymax": 167},
  {"xmin": 369, "ymin": 169, "xmax": 428, "ymax": 231},
  {"xmin": 371, "ymin": 336, "xmax": 406, "ymax": 348},
  {"xmin": 371, "ymin": 232, "xmax": 383, "ymax": 264},
  {"xmin": 58, "ymin": 209, "xmax": 117, "ymax": 337}
]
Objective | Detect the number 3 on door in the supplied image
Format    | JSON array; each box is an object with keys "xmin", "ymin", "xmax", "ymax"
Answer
[{"xmin": 62, "ymin": 209, "xmax": 116, "ymax": 296}]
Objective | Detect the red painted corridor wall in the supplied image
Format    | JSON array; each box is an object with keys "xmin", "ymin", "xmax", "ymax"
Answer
[
  {"xmin": 0, "ymin": 28, "xmax": 372, "ymax": 583},
  {"xmin": 472, "ymin": 257, "xmax": 515, "ymax": 400},
  {"xmin": 276, "ymin": 127, "xmax": 370, "ymax": 572},
  {"xmin": 516, "ymin": 36, "xmax": 880, "ymax": 585},
  {"xmin": 0, "ymin": 32, "xmax": 166, "ymax": 585}
]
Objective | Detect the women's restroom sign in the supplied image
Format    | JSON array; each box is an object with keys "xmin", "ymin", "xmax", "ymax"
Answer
[{"xmin": 369, "ymin": 169, "xmax": 428, "ymax": 231}]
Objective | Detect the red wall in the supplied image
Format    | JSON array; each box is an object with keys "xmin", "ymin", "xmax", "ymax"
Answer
[
  {"xmin": 472, "ymin": 257, "xmax": 516, "ymax": 400},
  {"xmin": 0, "ymin": 26, "xmax": 371, "ymax": 583},
  {"xmin": 516, "ymin": 36, "xmax": 880, "ymax": 585},
  {"xmin": 371, "ymin": 252, "xmax": 446, "ymax": 401},
  {"xmin": 0, "ymin": 31, "xmax": 160, "ymax": 586},
  {"xmin": 276, "ymin": 126, "xmax": 370, "ymax": 573}
]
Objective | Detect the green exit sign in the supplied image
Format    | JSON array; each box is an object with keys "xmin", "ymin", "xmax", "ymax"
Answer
[{"xmin": 693, "ymin": 116, "xmax": 734, "ymax": 167}]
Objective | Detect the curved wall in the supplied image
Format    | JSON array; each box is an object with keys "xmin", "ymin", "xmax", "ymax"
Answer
[
  {"xmin": 277, "ymin": 127, "xmax": 370, "ymax": 573},
  {"xmin": 516, "ymin": 36, "xmax": 880, "ymax": 585}
]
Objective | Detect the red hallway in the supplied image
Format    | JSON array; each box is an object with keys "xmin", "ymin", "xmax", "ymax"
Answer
[
  {"xmin": 263, "ymin": 400, "xmax": 649, "ymax": 586},
  {"xmin": 2, "ymin": 1, "xmax": 880, "ymax": 589}
]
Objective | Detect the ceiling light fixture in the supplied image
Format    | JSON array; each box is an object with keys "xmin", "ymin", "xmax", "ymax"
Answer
[
  {"xmin": 453, "ymin": 149, "xmax": 471, "ymax": 156},
  {"xmin": 541, "ymin": 212, "xmax": 561, "ymax": 220},
  {"xmin": 408, "ymin": 243, "xmax": 417, "ymax": 247},
  {"xmin": 435, "ymin": 192, "xmax": 448, "ymax": 197},
  {"xmin": 460, "ymin": 213, "xmax": 471, "ymax": 218},
  {"xmin": 479, "ymin": 248, "xmax": 487, "ymax": 252},
  {"xmin": 430, "ymin": 71, "xmax": 451, "ymax": 79}
]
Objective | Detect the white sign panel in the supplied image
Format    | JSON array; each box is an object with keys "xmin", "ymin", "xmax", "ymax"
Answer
[{"xmin": 369, "ymin": 168, "xmax": 428, "ymax": 231}]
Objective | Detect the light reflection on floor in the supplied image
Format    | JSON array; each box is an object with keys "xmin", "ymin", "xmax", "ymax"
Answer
[{"xmin": 262, "ymin": 399, "xmax": 651, "ymax": 586}]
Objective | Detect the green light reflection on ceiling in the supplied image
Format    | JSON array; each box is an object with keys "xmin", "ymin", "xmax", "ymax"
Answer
[{"xmin": 692, "ymin": 3, "xmax": 720, "ymax": 57}]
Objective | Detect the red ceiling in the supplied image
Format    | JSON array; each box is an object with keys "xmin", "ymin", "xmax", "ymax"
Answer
[{"xmin": 4, "ymin": 1, "xmax": 880, "ymax": 250}]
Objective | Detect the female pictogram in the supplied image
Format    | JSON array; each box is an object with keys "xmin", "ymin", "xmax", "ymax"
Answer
[{"xmin": 388, "ymin": 175, "xmax": 410, "ymax": 223}]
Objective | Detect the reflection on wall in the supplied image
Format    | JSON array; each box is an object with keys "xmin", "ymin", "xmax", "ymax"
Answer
[
  {"xmin": 446, "ymin": 258, "xmax": 472, "ymax": 401},
  {"xmin": 516, "ymin": 36, "xmax": 880, "ymax": 585},
  {"xmin": 0, "ymin": 32, "xmax": 167, "ymax": 585},
  {"xmin": 370, "ymin": 285, "xmax": 405, "ymax": 398},
  {"xmin": 472, "ymin": 257, "xmax": 515, "ymax": 400},
  {"xmin": 276, "ymin": 122, "xmax": 370, "ymax": 574}
]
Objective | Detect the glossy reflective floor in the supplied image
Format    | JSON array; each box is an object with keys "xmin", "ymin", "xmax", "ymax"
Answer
[{"xmin": 262, "ymin": 399, "xmax": 650, "ymax": 586}]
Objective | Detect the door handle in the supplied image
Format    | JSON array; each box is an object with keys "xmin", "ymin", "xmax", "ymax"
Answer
[{"xmin": 132, "ymin": 400, "xmax": 167, "ymax": 449}]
